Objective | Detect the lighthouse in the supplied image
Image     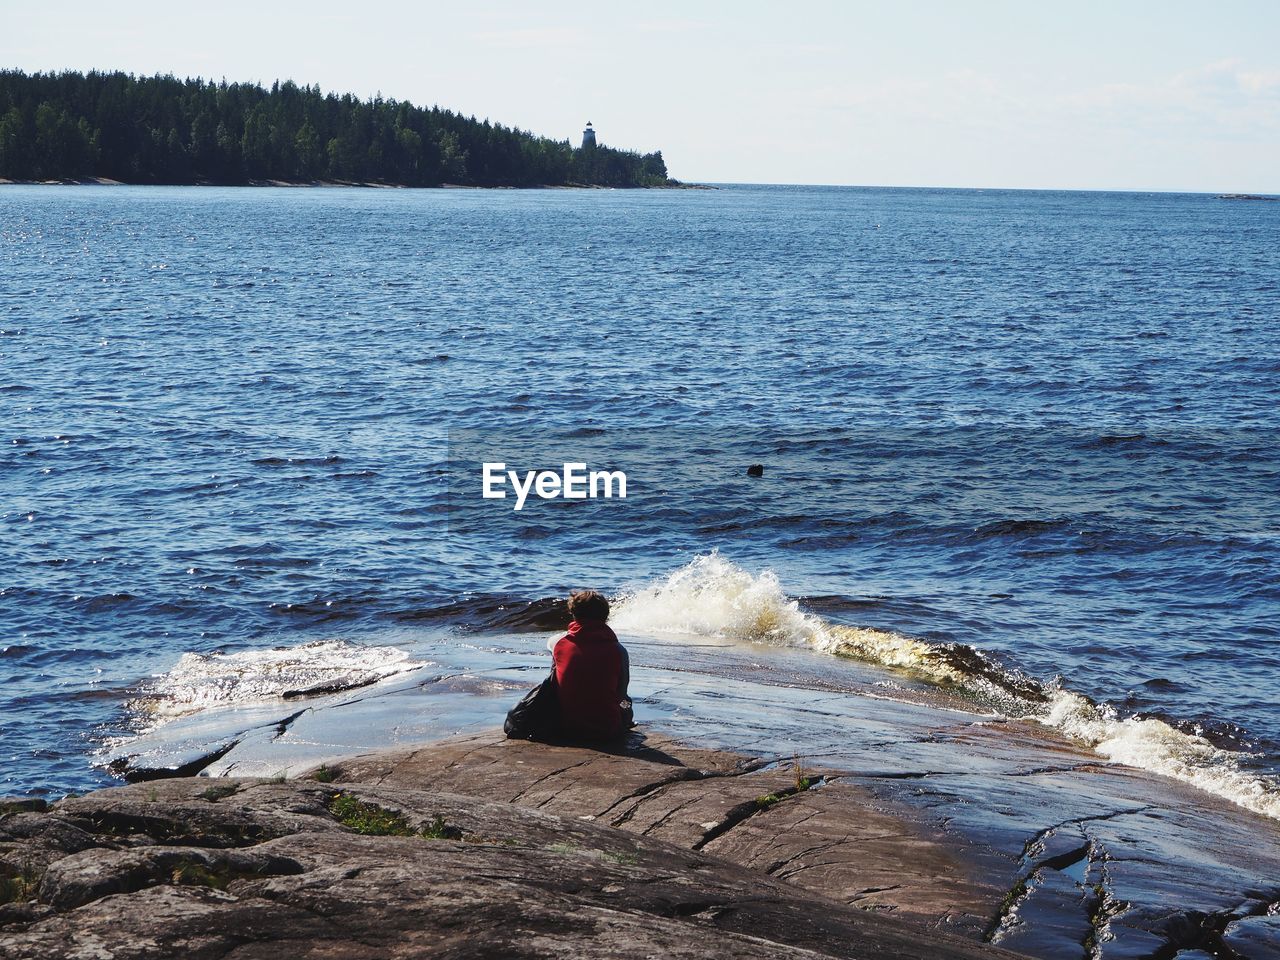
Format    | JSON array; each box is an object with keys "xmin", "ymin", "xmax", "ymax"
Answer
[{"xmin": 581, "ymin": 121, "xmax": 596, "ymax": 148}]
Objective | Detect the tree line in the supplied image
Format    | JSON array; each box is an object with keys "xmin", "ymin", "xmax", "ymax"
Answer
[{"xmin": 0, "ymin": 70, "xmax": 673, "ymax": 188}]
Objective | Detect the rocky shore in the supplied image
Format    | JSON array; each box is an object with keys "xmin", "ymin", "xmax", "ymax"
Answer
[
  {"xmin": 7, "ymin": 725, "xmax": 1280, "ymax": 958},
  {"xmin": 2, "ymin": 733, "xmax": 1017, "ymax": 959},
  {"xmin": 69, "ymin": 629, "xmax": 1280, "ymax": 960}
]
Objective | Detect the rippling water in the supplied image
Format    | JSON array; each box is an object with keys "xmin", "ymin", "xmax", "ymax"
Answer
[{"xmin": 2, "ymin": 183, "xmax": 1278, "ymax": 802}]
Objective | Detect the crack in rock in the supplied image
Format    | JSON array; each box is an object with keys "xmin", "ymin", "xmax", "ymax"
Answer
[
  {"xmin": 596, "ymin": 759, "xmax": 768, "ymax": 825},
  {"xmin": 596, "ymin": 774, "xmax": 697, "ymax": 822},
  {"xmin": 985, "ymin": 810, "xmax": 1153, "ymax": 947},
  {"xmin": 509, "ymin": 759, "xmax": 597, "ymax": 804},
  {"xmin": 1018, "ymin": 806, "xmax": 1153, "ymax": 869},
  {"xmin": 272, "ymin": 709, "xmax": 309, "ymax": 740},
  {"xmin": 1082, "ymin": 857, "xmax": 1128, "ymax": 960},
  {"xmin": 636, "ymin": 797, "xmax": 700, "ymax": 836},
  {"xmin": 850, "ymin": 884, "xmax": 905, "ymax": 902},
  {"xmin": 691, "ymin": 777, "xmax": 826, "ymax": 852}
]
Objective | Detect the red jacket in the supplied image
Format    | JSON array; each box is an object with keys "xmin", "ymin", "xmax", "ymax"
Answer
[{"xmin": 552, "ymin": 620, "xmax": 628, "ymax": 740}]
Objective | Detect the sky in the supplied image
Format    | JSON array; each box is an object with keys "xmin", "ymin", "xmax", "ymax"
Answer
[{"xmin": 3, "ymin": 0, "xmax": 1279, "ymax": 192}]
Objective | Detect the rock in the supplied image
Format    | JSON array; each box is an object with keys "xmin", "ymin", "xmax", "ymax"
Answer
[
  {"xmin": 0, "ymin": 770, "xmax": 1018, "ymax": 960},
  {"xmin": 1222, "ymin": 915, "xmax": 1280, "ymax": 958},
  {"xmin": 87, "ymin": 638, "xmax": 1280, "ymax": 960},
  {"xmin": 322, "ymin": 733, "xmax": 1011, "ymax": 937},
  {"xmin": 701, "ymin": 781, "xmax": 1003, "ymax": 937},
  {"xmin": 315, "ymin": 731, "xmax": 1280, "ymax": 959},
  {"xmin": 334, "ymin": 730, "xmax": 756, "ymax": 822},
  {"xmin": 108, "ymin": 740, "xmax": 239, "ymax": 782},
  {"xmin": 746, "ymin": 464, "xmax": 764, "ymax": 477},
  {"xmin": 0, "ymin": 801, "xmax": 46, "ymax": 817},
  {"xmin": 2, "ymin": 812, "xmax": 101, "ymax": 878},
  {"xmin": 38, "ymin": 844, "xmax": 305, "ymax": 910}
]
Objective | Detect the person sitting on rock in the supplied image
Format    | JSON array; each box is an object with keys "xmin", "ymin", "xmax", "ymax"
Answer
[{"xmin": 550, "ymin": 590, "xmax": 633, "ymax": 741}]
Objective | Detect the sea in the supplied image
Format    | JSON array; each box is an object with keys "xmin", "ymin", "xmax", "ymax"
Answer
[{"xmin": 1, "ymin": 183, "xmax": 1278, "ymax": 818}]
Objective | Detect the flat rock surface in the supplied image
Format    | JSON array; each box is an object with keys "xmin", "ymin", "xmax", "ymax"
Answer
[
  {"xmin": 336, "ymin": 732, "xmax": 1001, "ymax": 938},
  {"xmin": 326, "ymin": 731, "xmax": 1280, "ymax": 959},
  {"xmin": 91, "ymin": 639, "xmax": 1280, "ymax": 959},
  {"xmin": 0, "ymin": 766, "xmax": 1020, "ymax": 960}
]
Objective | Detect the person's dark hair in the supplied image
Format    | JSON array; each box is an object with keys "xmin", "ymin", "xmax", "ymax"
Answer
[{"xmin": 567, "ymin": 589, "xmax": 610, "ymax": 623}]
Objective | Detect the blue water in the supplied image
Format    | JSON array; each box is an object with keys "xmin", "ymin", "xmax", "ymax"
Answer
[{"xmin": 2, "ymin": 183, "xmax": 1278, "ymax": 797}]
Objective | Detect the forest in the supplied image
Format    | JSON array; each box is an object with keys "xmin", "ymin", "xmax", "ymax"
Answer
[{"xmin": 0, "ymin": 70, "xmax": 673, "ymax": 188}]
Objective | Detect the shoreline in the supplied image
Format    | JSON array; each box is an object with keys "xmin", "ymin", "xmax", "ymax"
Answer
[
  {"xmin": 66, "ymin": 635, "xmax": 1280, "ymax": 959},
  {"xmin": 0, "ymin": 176, "xmax": 714, "ymax": 190}
]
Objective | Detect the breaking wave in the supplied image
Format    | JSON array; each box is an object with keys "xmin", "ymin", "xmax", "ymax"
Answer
[
  {"xmin": 129, "ymin": 639, "xmax": 424, "ymax": 724},
  {"xmin": 612, "ymin": 553, "xmax": 1280, "ymax": 821}
]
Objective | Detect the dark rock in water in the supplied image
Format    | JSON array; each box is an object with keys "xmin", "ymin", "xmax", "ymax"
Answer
[
  {"xmin": 1224, "ymin": 915, "xmax": 1280, "ymax": 956},
  {"xmin": 283, "ymin": 676, "xmax": 382, "ymax": 699},
  {"xmin": 0, "ymin": 752, "xmax": 1014, "ymax": 960},
  {"xmin": 108, "ymin": 739, "xmax": 240, "ymax": 782},
  {"xmin": 746, "ymin": 463, "xmax": 764, "ymax": 477}
]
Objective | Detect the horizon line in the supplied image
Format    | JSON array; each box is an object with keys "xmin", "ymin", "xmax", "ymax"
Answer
[
  {"xmin": 693, "ymin": 180, "xmax": 1280, "ymax": 198},
  {"xmin": 2, "ymin": 179, "xmax": 1277, "ymax": 198}
]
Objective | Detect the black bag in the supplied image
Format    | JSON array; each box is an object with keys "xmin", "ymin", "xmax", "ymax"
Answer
[{"xmin": 504, "ymin": 670, "xmax": 560, "ymax": 740}]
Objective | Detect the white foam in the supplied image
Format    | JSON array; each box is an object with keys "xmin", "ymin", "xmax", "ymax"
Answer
[
  {"xmin": 615, "ymin": 553, "xmax": 1280, "ymax": 821},
  {"xmin": 132, "ymin": 639, "xmax": 423, "ymax": 723},
  {"xmin": 613, "ymin": 553, "xmax": 968, "ymax": 682},
  {"xmin": 1039, "ymin": 689, "xmax": 1280, "ymax": 820},
  {"xmin": 613, "ymin": 552, "xmax": 824, "ymax": 646}
]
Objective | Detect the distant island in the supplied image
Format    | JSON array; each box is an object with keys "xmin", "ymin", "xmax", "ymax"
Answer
[
  {"xmin": 0, "ymin": 70, "xmax": 675, "ymax": 188},
  {"xmin": 1217, "ymin": 193, "xmax": 1279, "ymax": 202}
]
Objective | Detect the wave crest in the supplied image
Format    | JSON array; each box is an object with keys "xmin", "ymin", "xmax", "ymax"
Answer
[
  {"xmin": 615, "ymin": 553, "xmax": 1280, "ymax": 821},
  {"xmin": 613, "ymin": 553, "xmax": 823, "ymax": 645}
]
